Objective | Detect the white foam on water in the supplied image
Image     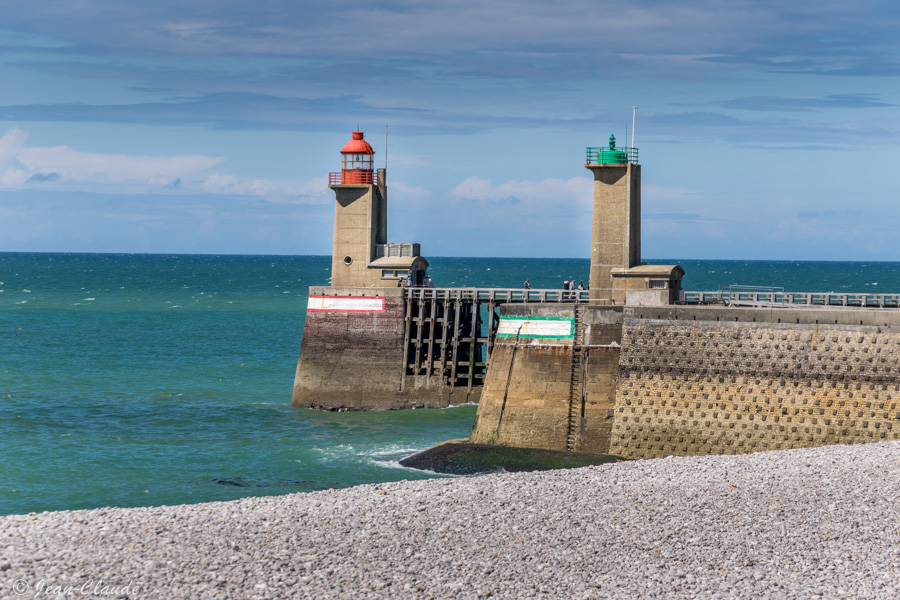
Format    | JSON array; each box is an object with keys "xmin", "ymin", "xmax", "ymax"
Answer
[
  {"xmin": 370, "ymin": 458, "xmax": 427, "ymax": 472},
  {"xmin": 311, "ymin": 444, "xmax": 355, "ymax": 461},
  {"xmin": 365, "ymin": 445, "xmax": 422, "ymax": 458},
  {"xmin": 440, "ymin": 402, "xmax": 477, "ymax": 409}
]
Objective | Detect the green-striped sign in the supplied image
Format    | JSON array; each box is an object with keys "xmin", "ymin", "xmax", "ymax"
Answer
[{"xmin": 496, "ymin": 316, "xmax": 574, "ymax": 339}]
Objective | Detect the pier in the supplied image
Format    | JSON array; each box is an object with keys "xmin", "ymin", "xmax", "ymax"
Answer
[
  {"xmin": 401, "ymin": 285, "xmax": 900, "ymax": 397},
  {"xmin": 401, "ymin": 287, "xmax": 590, "ymax": 394},
  {"xmin": 293, "ymin": 128, "xmax": 900, "ymax": 461}
]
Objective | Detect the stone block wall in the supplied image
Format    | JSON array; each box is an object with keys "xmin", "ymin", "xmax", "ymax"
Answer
[
  {"xmin": 471, "ymin": 304, "xmax": 624, "ymax": 452},
  {"xmin": 470, "ymin": 343, "xmax": 574, "ymax": 449},
  {"xmin": 610, "ymin": 306, "xmax": 900, "ymax": 459},
  {"xmin": 292, "ymin": 289, "xmax": 408, "ymax": 410},
  {"xmin": 292, "ymin": 286, "xmax": 480, "ymax": 410}
]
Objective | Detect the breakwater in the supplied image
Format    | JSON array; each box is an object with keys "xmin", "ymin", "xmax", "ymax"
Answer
[
  {"xmin": 291, "ymin": 287, "xmax": 588, "ymax": 411},
  {"xmin": 472, "ymin": 303, "xmax": 900, "ymax": 459}
]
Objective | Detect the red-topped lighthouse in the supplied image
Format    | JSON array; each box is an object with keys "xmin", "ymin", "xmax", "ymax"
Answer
[
  {"xmin": 325, "ymin": 129, "xmax": 428, "ymax": 288},
  {"xmin": 335, "ymin": 131, "xmax": 375, "ymax": 184}
]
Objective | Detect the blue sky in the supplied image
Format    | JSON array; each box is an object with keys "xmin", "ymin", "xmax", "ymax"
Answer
[{"xmin": 1, "ymin": 0, "xmax": 899, "ymax": 260}]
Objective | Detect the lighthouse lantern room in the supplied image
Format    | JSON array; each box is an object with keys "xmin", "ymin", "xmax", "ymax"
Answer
[{"xmin": 339, "ymin": 131, "xmax": 375, "ymax": 184}]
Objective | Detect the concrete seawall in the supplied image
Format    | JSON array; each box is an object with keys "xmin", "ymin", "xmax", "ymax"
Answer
[
  {"xmin": 470, "ymin": 304, "xmax": 622, "ymax": 453},
  {"xmin": 611, "ymin": 305, "xmax": 900, "ymax": 458},
  {"xmin": 292, "ymin": 287, "xmax": 479, "ymax": 410},
  {"xmin": 472, "ymin": 303, "xmax": 900, "ymax": 459}
]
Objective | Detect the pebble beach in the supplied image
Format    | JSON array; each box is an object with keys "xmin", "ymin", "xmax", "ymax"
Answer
[{"xmin": 3, "ymin": 441, "xmax": 900, "ymax": 599}]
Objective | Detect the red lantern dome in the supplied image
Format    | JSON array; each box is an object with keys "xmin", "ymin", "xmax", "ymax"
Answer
[
  {"xmin": 341, "ymin": 131, "xmax": 374, "ymax": 154},
  {"xmin": 339, "ymin": 131, "xmax": 375, "ymax": 184}
]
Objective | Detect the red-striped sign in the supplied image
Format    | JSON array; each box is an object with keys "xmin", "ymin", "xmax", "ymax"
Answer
[{"xmin": 307, "ymin": 295, "xmax": 386, "ymax": 312}]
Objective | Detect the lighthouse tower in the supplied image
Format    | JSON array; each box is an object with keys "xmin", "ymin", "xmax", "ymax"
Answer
[
  {"xmin": 585, "ymin": 134, "xmax": 682, "ymax": 305},
  {"xmin": 328, "ymin": 130, "xmax": 427, "ymax": 288}
]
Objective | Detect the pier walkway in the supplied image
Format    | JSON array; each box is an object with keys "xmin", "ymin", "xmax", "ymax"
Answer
[
  {"xmin": 401, "ymin": 287, "xmax": 586, "ymax": 392},
  {"xmin": 685, "ymin": 289, "xmax": 900, "ymax": 309}
]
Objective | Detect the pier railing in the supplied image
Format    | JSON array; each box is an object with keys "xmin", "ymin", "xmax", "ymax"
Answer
[
  {"xmin": 585, "ymin": 146, "xmax": 639, "ymax": 165},
  {"xmin": 683, "ymin": 290, "xmax": 900, "ymax": 309},
  {"xmin": 406, "ymin": 287, "xmax": 900, "ymax": 309},
  {"xmin": 406, "ymin": 287, "xmax": 590, "ymax": 303}
]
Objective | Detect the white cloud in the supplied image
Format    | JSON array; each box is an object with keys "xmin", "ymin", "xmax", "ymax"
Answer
[
  {"xmin": 0, "ymin": 128, "xmax": 331, "ymax": 204},
  {"xmin": 201, "ymin": 173, "xmax": 332, "ymax": 204},
  {"xmin": 0, "ymin": 128, "xmax": 223, "ymax": 190},
  {"xmin": 450, "ymin": 176, "xmax": 591, "ymax": 215}
]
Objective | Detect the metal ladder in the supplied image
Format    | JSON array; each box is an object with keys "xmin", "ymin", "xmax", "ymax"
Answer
[{"xmin": 565, "ymin": 305, "xmax": 586, "ymax": 451}]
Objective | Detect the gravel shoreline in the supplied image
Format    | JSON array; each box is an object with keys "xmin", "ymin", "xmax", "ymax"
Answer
[{"xmin": 3, "ymin": 441, "xmax": 900, "ymax": 599}]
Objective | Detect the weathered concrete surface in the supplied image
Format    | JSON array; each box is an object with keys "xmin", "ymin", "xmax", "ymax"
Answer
[
  {"xmin": 586, "ymin": 163, "xmax": 640, "ymax": 303},
  {"xmin": 471, "ymin": 304, "xmax": 575, "ymax": 449},
  {"xmin": 292, "ymin": 287, "xmax": 478, "ymax": 410},
  {"xmin": 471, "ymin": 304, "xmax": 623, "ymax": 452},
  {"xmin": 611, "ymin": 305, "xmax": 900, "ymax": 459},
  {"xmin": 330, "ymin": 184, "xmax": 387, "ymax": 288}
]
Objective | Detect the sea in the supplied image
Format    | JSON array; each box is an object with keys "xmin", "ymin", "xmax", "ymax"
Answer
[{"xmin": 3, "ymin": 253, "xmax": 900, "ymax": 516}]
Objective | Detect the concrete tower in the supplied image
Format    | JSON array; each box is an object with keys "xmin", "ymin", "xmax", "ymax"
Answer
[
  {"xmin": 329, "ymin": 131, "xmax": 388, "ymax": 287},
  {"xmin": 328, "ymin": 130, "xmax": 427, "ymax": 288},
  {"xmin": 584, "ymin": 135, "xmax": 641, "ymax": 304}
]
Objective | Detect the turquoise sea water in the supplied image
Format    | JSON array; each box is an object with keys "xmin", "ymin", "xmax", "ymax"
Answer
[{"xmin": 3, "ymin": 253, "xmax": 900, "ymax": 516}]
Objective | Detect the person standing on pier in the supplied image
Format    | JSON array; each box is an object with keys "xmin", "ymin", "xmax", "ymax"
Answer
[{"xmin": 524, "ymin": 278, "xmax": 531, "ymax": 289}]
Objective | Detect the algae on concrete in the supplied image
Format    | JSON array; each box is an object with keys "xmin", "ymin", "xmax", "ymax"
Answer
[{"xmin": 400, "ymin": 440, "xmax": 624, "ymax": 475}]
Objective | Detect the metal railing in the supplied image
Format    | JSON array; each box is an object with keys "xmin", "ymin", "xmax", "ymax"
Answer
[
  {"xmin": 405, "ymin": 286, "xmax": 900, "ymax": 309},
  {"xmin": 406, "ymin": 287, "xmax": 590, "ymax": 303},
  {"xmin": 328, "ymin": 171, "xmax": 379, "ymax": 185},
  {"xmin": 375, "ymin": 243, "xmax": 418, "ymax": 258},
  {"xmin": 683, "ymin": 290, "xmax": 900, "ymax": 309},
  {"xmin": 585, "ymin": 146, "xmax": 639, "ymax": 165}
]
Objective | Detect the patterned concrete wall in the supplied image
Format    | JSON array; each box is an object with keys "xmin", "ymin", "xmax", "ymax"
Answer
[{"xmin": 610, "ymin": 307, "xmax": 900, "ymax": 459}]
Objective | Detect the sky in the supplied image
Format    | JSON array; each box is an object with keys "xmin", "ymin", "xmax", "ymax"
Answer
[{"xmin": 1, "ymin": 0, "xmax": 899, "ymax": 260}]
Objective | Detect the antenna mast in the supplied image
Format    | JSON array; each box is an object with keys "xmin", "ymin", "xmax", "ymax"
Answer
[
  {"xmin": 385, "ymin": 125, "xmax": 388, "ymax": 170},
  {"xmin": 631, "ymin": 106, "xmax": 636, "ymax": 158}
]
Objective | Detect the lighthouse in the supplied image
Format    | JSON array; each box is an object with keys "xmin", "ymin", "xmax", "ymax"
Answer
[
  {"xmin": 328, "ymin": 130, "xmax": 428, "ymax": 287},
  {"xmin": 585, "ymin": 134, "xmax": 682, "ymax": 305}
]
